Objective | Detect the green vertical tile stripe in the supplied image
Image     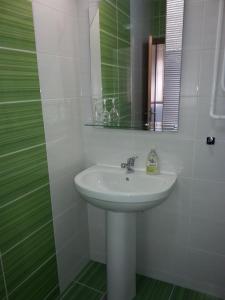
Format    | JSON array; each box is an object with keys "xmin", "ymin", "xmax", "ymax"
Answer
[
  {"xmin": 100, "ymin": 31, "xmax": 117, "ymax": 66},
  {"xmin": 101, "ymin": 64, "xmax": 118, "ymax": 95},
  {"xmin": 150, "ymin": 0, "xmax": 166, "ymax": 38},
  {"xmin": 117, "ymin": 0, "xmax": 130, "ymax": 15},
  {"xmin": 0, "ymin": 49, "xmax": 41, "ymax": 103},
  {"xmin": 99, "ymin": 0, "xmax": 131, "ymax": 124},
  {"xmin": 171, "ymin": 286, "xmax": 223, "ymax": 300},
  {"xmin": 0, "ymin": 185, "xmax": 53, "ymax": 252},
  {"xmin": 118, "ymin": 39, "xmax": 130, "ymax": 67},
  {"xmin": 99, "ymin": 1, "xmax": 117, "ymax": 37},
  {"xmin": 3, "ymin": 222, "xmax": 56, "ymax": 293},
  {"xmin": 0, "ymin": 145, "xmax": 49, "ymax": 207},
  {"xmin": 117, "ymin": 10, "xmax": 130, "ymax": 42},
  {"xmin": 9, "ymin": 256, "xmax": 59, "ymax": 300},
  {"xmin": 0, "ymin": 0, "xmax": 59, "ymax": 299},
  {"xmin": 0, "ymin": 0, "xmax": 36, "ymax": 51},
  {"xmin": 0, "ymin": 102, "xmax": 46, "ymax": 156}
]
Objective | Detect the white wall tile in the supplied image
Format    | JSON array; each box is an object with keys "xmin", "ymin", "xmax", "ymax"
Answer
[
  {"xmin": 87, "ymin": 205, "xmax": 106, "ymax": 263},
  {"xmin": 33, "ymin": 0, "xmax": 89, "ymax": 294},
  {"xmin": 195, "ymin": 97, "xmax": 225, "ymax": 140},
  {"xmin": 186, "ymin": 249, "xmax": 225, "ymax": 295},
  {"xmin": 156, "ymin": 176, "xmax": 192, "ymax": 215},
  {"xmin": 137, "ymin": 209, "xmax": 189, "ymax": 246},
  {"xmin": 33, "ymin": 1, "xmax": 79, "ymax": 57},
  {"xmin": 191, "ymin": 179, "xmax": 225, "ymax": 222},
  {"xmin": 178, "ymin": 97, "xmax": 197, "ymax": 138},
  {"xmin": 201, "ymin": 0, "xmax": 220, "ymax": 50},
  {"xmin": 189, "ymin": 217, "xmax": 225, "ymax": 256},
  {"xmin": 33, "ymin": 0, "xmax": 78, "ymax": 17},
  {"xmin": 53, "ymin": 201, "xmax": 88, "ymax": 247},
  {"xmin": 133, "ymin": 134, "xmax": 194, "ymax": 177},
  {"xmin": 56, "ymin": 234, "xmax": 89, "ymax": 291},
  {"xmin": 37, "ymin": 54, "xmax": 80, "ymax": 100},
  {"xmin": 193, "ymin": 140, "xmax": 225, "ymax": 181}
]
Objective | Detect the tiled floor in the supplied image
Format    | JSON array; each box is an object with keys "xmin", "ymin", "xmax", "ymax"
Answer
[{"xmin": 60, "ymin": 261, "xmax": 222, "ymax": 300}]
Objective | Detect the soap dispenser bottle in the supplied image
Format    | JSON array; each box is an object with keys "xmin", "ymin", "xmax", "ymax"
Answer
[{"xmin": 146, "ymin": 148, "xmax": 160, "ymax": 175}]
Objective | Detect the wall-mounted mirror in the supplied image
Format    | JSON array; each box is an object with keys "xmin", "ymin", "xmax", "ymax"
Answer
[{"xmin": 88, "ymin": 0, "xmax": 184, "ymax": 131}]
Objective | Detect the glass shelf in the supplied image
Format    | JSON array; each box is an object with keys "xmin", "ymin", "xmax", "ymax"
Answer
[
  {"xmin": 84, "ymin": 122, "xmax": 152, "ymax": 131},
  {"xmin": 84, "ymin": 122, "xmax": 177, "ymax": 132}
]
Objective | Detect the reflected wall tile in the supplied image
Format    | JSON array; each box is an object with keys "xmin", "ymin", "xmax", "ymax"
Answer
[{"xmin": 33, "ymin": 2, "xmax": 79, "ymax": 57}]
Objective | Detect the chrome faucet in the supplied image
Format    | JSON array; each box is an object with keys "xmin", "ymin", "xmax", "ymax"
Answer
[{"xmin": 121, "ymin": 156, "xmax": 138, "ymax": 173}]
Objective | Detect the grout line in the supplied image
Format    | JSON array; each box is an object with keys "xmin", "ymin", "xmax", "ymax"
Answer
[
  {"xmin": 0, "ymin": 143, "xmax": 46, "ymax": 159},
  {"xmin": 75, "ymin": 261, "xmax": 95, "ymax": 282},
  {"xmin": 168, "ymin": 285, "xmax": 175, "ymax": 300},
  {"xmin": 0, "ymin": 183, "xmax": 49, "ymax": 210},
  {"xmin": 0, "ymin": 46, "xmax": 36, "ymax": 54},
  {"xmin": 60, "ymin": 281, "xmax": 76, "ymax": 299},
  {"xmin": 2, "ymin": 219, "xmax": 52, "ymax": 256},
  {"xmin": 100, "ymin": 291, "xmax": 107, "ymax": 300},
  {"xmin": 73, "ymin": 281, "xmax": 104, "ymax": 295},
  {"xmin": 0, "ymin": 252, "xmax": 9, "ymax": 300},
  {"xmin": 100, "ymin": 29, "xmax": 130, "ymax": 45},
  {"xmin": 101, "ymin": 62, "xmax": 129, "ymax": 70},
  {"xmin": 105, "ymin": 0, "xmax": 130, "ymax": 18},
  {"xmin": 43, "ymin": 284, "xmax": 59, "ymax": 300},
  {"xmin": 0, "ymin": 99, "xmax": 41, "ymax": 105}
]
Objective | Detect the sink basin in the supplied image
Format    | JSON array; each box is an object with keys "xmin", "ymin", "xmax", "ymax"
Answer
[
  {"xmin": 74, "ymin": 164, "xmax": 177, "ymax": 300},
  {"xmin": 74, "ymin": 165, "xmax": 177, "ymax": 212}
]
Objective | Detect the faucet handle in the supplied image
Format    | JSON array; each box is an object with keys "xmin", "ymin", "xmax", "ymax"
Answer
[
  {"xmin": 131, "ymin": 155, "xmax": 138, "ymax": 160},
  {"xmin": 121, "ymin": 162, "xmax": 127, "ymax": 169}
]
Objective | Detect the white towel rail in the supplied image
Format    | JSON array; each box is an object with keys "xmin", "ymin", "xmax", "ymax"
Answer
[
  {"xmin": 221, "ymin": 41, "xmax": 225, "ymax": 92},
  {"xmin": 210, "ymin": 0, "xmax": 225, "ymax": 119}
]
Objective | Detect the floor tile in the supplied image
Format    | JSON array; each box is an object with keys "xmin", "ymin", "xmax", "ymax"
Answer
[
  {"xmin": 171, "ymin": 286, "xmax": 222, "ymax": 300},
  {"xmin": 61, "ymin": 283, "xmax": 103, "ymax": 300},
  {"xmin": 135, "ymin": 274, "xmax": 174, "ymax": 300},
  {"xmin": 61, "ymin": 261, "xmax": 223, "ymax": 300},
  {"xmin": 76, "ymin": 261, "xmax": 107, "ymax": 293}
]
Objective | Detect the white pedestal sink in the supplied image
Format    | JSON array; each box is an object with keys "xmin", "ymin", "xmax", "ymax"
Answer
[{"xmin": 74, "ymin": 165, "xmax": 177, "ymax": 300}]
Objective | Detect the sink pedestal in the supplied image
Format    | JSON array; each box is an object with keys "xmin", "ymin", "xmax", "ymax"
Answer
[{"xmin": 107, "ymin": 211, "xmax": 136, "ymax": 300}]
